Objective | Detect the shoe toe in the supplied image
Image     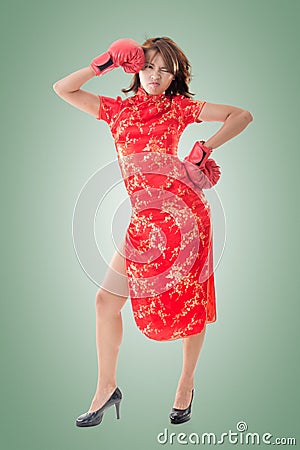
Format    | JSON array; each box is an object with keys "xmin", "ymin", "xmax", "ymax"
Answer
[
  {"xmin": 169, "ymin": 406, "xmax": 192, "ymax": 424},
  {"xmin": 76, "ymin": 412, "xmax": 89, "ymax": 426},
  {"xmin": 76, "ymin": 411, "xmax": 103, "ymax": 427}
]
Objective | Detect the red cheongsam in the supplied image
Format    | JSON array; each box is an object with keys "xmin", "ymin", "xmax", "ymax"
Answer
[{"xmin": 97, "ymin": 86, "xmax": 217, "ymax": 341}]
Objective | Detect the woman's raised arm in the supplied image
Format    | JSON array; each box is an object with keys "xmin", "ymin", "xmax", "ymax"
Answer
[
  {"xmin": 53, "ymin": 67, "xmax": 100, "ymax": 118},
  {"xmin": 53, "ymin": 39, "xmax": 145, "ymax": 119}
]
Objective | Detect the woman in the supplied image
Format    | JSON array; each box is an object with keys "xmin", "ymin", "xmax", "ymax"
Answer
[{"xmin": 53, "ymin": 36, "xmax": 253, "ymax": 427}]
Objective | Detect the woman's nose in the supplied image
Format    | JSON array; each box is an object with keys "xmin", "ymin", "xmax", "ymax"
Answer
[{"xmin": 151, "ymin": 69, "xmax": 161, "ymax": 79}]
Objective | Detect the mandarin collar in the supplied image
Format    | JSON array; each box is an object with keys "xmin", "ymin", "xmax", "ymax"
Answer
[{"xmin": 136, "ymin": 86, "xmax": 167, "ymax": 102}]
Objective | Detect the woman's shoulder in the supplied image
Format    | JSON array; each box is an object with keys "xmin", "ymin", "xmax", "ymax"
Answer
[
  {"xmin": 99, "ymin": 93, "xmax": 123, "ymax": 103},
  {"xmin": 170, "ymin": 94, "xmax": 206, "ymax": 125},
  {"xmin": 171, "ymin": 93, "xmax": 202, "ymax": 104},
  {"xmin": 103, "ymin": 93, "xmax": 140, "ymax": 108},
  {"xmin": 98, "ymin": 93, "xmax": 134, "ymax": 114}
]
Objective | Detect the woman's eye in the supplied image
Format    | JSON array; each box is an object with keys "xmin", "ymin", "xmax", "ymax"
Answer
[{"xmin": 142, "ymin": 64, "xmax": 170, "ymax": 73}]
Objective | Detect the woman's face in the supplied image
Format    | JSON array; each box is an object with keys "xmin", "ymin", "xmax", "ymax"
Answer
[{"xmin": 139, "ymin": 49, "xmax": 175, "ymax": 95}]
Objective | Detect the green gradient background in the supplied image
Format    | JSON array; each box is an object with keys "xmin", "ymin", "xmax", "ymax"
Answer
[{"xmin": 1, "ymin": 0, "xmax": 299, "ymax": 449}]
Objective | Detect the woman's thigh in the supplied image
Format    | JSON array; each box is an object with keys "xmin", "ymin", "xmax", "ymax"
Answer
[{"xmin": 100, "ymin": 238, "xmax": 129, "ymax": 301}]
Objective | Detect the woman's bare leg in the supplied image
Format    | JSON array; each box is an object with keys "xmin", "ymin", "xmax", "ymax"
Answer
[
  {"xmin": 173, "ymin": 323, "xmax": 207, "ymax": 409},
  {"xmin": 88, "ymin": 241, "xmax": 129, "ymax": 413}
]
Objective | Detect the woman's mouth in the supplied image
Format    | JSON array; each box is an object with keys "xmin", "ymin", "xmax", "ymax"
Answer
[{"xmin": 149, "ymin": 82, "xmax": 160, "ymax": 86}]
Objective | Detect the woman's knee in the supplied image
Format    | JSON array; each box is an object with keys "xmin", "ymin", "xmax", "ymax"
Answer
[{"xmin": 95, "ymin": 288, "xmax": 127, "ymax": 316}]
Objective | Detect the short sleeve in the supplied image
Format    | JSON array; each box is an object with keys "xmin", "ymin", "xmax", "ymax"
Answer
[
  {"xmin": 176, "ymin": 96, "xmax": 207, "ymax": 127},
  {"xmin": 96, "ymin": 95, "xmax": 123, "ymax": 127}
]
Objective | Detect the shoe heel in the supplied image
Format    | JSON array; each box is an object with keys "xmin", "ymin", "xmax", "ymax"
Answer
[{"xmin": 115, "ymin": 401, "xmax": 121, "ymax": 419}]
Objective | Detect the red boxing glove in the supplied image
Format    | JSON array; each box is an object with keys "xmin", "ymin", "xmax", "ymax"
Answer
[
  {"xmin": 183, "ymin": 141, "xmax": 221, "ymax": 189},
  {"xmin": 184, "ymin": 141, "xmax": 213, "ymax": 169},
  {"xmin": 90, "ymin": 38, "xmax": 145, "ymax": 76}
]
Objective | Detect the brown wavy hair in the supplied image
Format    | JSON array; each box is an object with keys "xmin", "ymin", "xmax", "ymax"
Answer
[{"xmin": 121, "ymin": 36, "xmax": 195, "ymax": 98}]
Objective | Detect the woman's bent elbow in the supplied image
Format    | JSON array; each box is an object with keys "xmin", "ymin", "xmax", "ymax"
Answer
[
  {"xmin": 53, "ymin": 81, "xmax": 68, "ymax": 95},
  {"xmin": 242, "ymin": 110, "xmax": 254, "ymax": 122},
  {"xmin": 53, "ymin": 82, "xmax": 62, "ymax": 94}
]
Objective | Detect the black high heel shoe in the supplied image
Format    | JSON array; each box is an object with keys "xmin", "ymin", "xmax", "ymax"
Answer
[
  {"xmin": 75, "ymin": 387, "xmax": 122, "ymax": 427},
  {"xmin": 169, "ymin": 389, "xmax": 194, "ymax": 424}
]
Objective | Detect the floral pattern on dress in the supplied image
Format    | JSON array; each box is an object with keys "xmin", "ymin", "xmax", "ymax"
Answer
[{"xmin": 97, "ymin": 86, "xmax": 216, "ymax": 341}]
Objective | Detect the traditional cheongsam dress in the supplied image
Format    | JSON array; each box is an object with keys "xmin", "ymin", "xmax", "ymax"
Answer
[{"xmin": 97, "ymin": 86, "xmax": 217, "ymax": 341}]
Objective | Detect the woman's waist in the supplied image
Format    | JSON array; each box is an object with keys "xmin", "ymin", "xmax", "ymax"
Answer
[
  {"xmin": 118, "ymin": 151, "xmax": 185, "ymax": 179},
  {"xmin": 126, "ymin": 177, "xmax": 209, "ymax": 213},
  {"xmin": 115, "ymin": 140, "xmax": 178, "ymax": 157}
]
